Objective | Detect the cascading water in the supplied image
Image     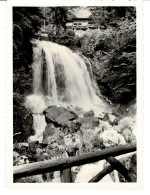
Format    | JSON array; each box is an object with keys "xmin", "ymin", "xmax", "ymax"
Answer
[
  {"xmin": 25, "ymin": 39, "xmax": 113, "ymax": 142},
  {"xmin": 28, "ymin": 40, "xmax": 112, "ymax": 114},
  {"xmin": 28, "ymin": 114, "xmax": 47, "ymax": 143}
]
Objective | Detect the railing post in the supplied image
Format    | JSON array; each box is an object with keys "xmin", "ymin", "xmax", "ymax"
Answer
[{"xmin": 60, "ymin": 168, "xmax": 72, "ymax": 183}]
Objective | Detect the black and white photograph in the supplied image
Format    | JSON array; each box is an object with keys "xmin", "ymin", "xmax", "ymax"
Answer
[{"xmin": 12, "ymin": 5, "xmax": 138, "ymax": 184}]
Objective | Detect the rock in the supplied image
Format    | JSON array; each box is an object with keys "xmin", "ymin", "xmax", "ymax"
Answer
[
  {"xmin": 100, "ymin": 129, "xmax": 126, "ymax": 148},
  {"xmin": 13, "ymin": 151, "xmax": 20, "ymax": 165},
  {"xmin": 14, "ymin": 175, "xmax": 44, "ymax": 183},
  {"xmin": 13, "ymin": 151, "xmax": 20, "ymax": 158},
  {"xmin": 15, "ymin": 155, "xmax": 29, "ymax": 166},
  {"xmin": 108, "ymin": 114, "xmax": 118, "ymax": 126},
  {"xmin": 45, "ymin": 149, "xmax": 64, "ymax": 159},
  {"xmin": 123, "ymin": 103, "xmax": 136, "ymax": 118},
  {"xmin": 102, "ymin": 113, "xmax": 109, "ymax": 121},
  {"xmin": 43, "ymin": 105, "xmax": 78, "ymax": 126},
  {"xmin": 83, "ymin": 110, "xmax": 94, "ymax": 117},
  {"xmin": 14, "ymin": 143, "xmax": 29, "ymax": 149},
  {"xmin": 43, "ymin": 124, "xmax": 64, "ymax": 145},
  {"xmin": 13, "ymin": 142, "xmax": 38, "ymax": 163},
  {"xmin": 13, "ymin": 93, "xmax": 34, "ymax": 143},
  {"xmin": 114, "ymin": 116, "xmax": 135, "ymax": 134},
  {"xmin": 36, "ymin": 148, "xmax": 43, "ymax": 156},
  {"xmin": 64, "ymin": 134, "xmax": 75, "ymax": 146},
  {"xmin": 100, "ymin": 112, "xmax": 118, "ymax": 126},
  {"xmin": 70, "ymin": 121, "xmax": 81, "ymax": 133},
  {"xmin": 111, "ymin": 111, "xmax": 122, "ymax": 119},
  {"xmin": 43, "ymin": 124, "xmax": 56, "ymax": 141},
  {"xmin": 63, "ymin": 126, "xmax": 70, "ymax": 135},
  {"xmin": 122, "ymin": 128, "xmax": 136, "ymax": 143},
  {"xmin": 66, "ymin": 146, "xmax": 79, "ymax": 157},
  {"xmin": 43, "ymin": 125, "xmax": 64, "ymax": 145},
  {"xmin": 77, "ymin": 117, "xmax": 99, "ymax": 128}
]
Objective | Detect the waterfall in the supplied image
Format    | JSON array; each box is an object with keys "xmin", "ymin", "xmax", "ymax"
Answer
[
  {"xmin": 25, "ymin": 39, "xmax": 113, "ymax": 143},
  {"xmin": 28, "ymin": 114, "xmax": 47, "ymax": 143},
  {"xmin": 29, "ymin": 40, "xmax": 112, "ymax": 115}
]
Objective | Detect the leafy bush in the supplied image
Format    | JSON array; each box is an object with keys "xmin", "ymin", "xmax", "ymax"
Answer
[{"xmin": 67, "ymin": 29, "xmax": 75, "ymax": 36}]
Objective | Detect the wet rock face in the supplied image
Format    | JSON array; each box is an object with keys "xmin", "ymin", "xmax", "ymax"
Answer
[
  {"xmin": 43, "ymin": 105, "xmax": 78, "ymax": 126},
  {"xmin": 13, "ymin": 93, "xmax": 34, "ymax": 143}
]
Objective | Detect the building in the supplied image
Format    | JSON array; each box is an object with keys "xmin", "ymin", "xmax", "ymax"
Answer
[{"xmin": 66, "ymin": 17, "xmax": 97, "ymax": 31}]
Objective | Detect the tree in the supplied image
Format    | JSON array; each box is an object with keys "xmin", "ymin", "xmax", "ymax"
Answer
[
  {"xmin": 13, "ymin": 7, "xmax": 43, "ymax": 70},
  {"xmin": 89, "ymin": 7, "xmax": 136, "ymax": 30},
  {"xmin": 43, "ymin": 7, "xmax": 69, "ymax": 36}
]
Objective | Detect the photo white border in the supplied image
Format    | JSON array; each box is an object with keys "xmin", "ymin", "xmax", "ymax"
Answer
[{"xmin": 5, "ymin": 0, "xmax": 144, "ymax": 190}]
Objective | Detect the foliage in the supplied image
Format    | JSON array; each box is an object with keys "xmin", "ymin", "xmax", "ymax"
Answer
[
  {"xmin": 13, "ymin": 7, "xmax": 43, "ymax": 70},
  {"xmin": 89, "ymin": 7, "xmax": 136, "ymax": 30},
  {"xmin": 13, "ymin": 66, "xmax": 33, "ymax": 94},
  {"xmin": 42, "ymin": 7, "xmax": 73, "ymax": 36},
  {"xmin": 13, "ymin": 93, "xmax": 35, "ymax": 143},
  {"xmin": 67, "ymin": 29, "xmax": 75, "ymax": 36}
]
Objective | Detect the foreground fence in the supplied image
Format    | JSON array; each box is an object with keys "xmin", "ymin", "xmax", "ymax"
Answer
[{"xmin": 13, "ymin": 143, "xmax": 136, "ymax": 183}]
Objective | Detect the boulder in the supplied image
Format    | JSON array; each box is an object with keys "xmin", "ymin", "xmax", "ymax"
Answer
[
  {"xmin": 114, "ymin": 116, "xmax": 135, "ymax": 134},
  {"xmin": 43, "ymin": 124, "xmax": 56, "ymax": 139},
  {"xmin": 83, "ymin": 110, "xmax": 94, "ymax": 117},
  {"xmin": 108, "ymin": 114, "xmax": 118, "ymax": 126},
  {"xmin": 43, "ymin": 105, "xmax": 78, "ymax": 126},
  {"xmin": 42, "ymin": 124, "xmax": 64, "ymax": 146},
  {"xmin": 63, "ymin": 126, "xmax": 70, "ymax": 135},
  {"xmin": 122, "ymin": 128, "xmax": 136, "ymax": 143},
  {"xmin": 66, "ymin": 146, "xmax": 79, "ymax": 157},
  {"xmin": 42, "ymin": 124, "xmax": 61, "ymax": 144},
  {"xmin": 100, "ymin": 129, "xmax": 126, "ymax": 148},
  {"xmin": 101, "ymin": 112, "xmax": 118, "ymax": 126},
  {"xmin": 70, "ymin": 121, "xmax": 81, "ymax": 133},
  {"xmin": 102, "ymin": 113, "xmax": 109, "ymax": 121},
  {"xmin": 77, "ymin": 117, "xmax": 99, "ymax": 128}
]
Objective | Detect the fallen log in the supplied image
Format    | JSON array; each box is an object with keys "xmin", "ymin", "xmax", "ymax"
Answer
[
  {"xmin": 88, "ymin": 166, "xmax": 114, "ymax": 182},
  {"xmin": 106, "ymin": 156, "xmax": 136, "ymax": 182},
  {"xmin": 13, "ymin": 143, "xmax": 136, "ymax": 179}
]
